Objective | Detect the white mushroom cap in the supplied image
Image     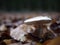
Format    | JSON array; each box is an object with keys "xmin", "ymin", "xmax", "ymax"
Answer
[{"xmin": 24, "ymin": 16, "xmax": 52, "ymax": 23}]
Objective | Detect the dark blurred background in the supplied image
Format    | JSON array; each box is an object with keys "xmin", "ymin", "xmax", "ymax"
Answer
[{"xmin": 0, "ymin": 0, "xmax": 60, "ymax": 12}]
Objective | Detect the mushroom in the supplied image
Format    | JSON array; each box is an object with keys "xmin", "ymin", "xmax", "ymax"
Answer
[{"xmin": 24, "ymin": 16, "xmax": 57, "ymax": 40}]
